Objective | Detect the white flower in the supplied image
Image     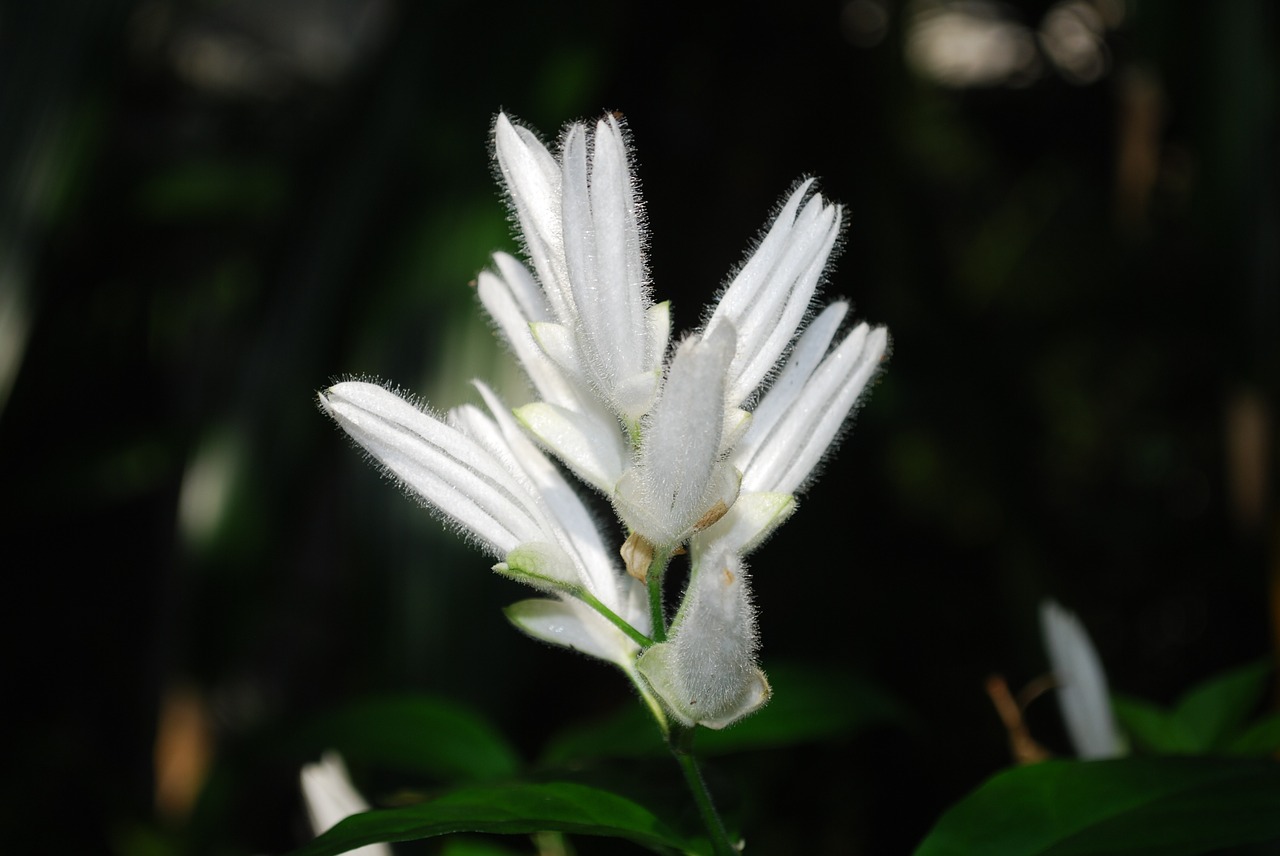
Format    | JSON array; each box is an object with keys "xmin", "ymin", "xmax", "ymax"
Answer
[
  {"xmin": 300, "ymin": 752, "xmax": 390, "ymax": 856},
  {"xmin": 321, "ymin": 110, "xmax": 888, "ymax": 732},
  {"xmin": 318, "ymin": 380, "xmax": 649, "ymax": 667},
  {"xmin": 1039, "ymin": 599, "xmax": 1124, "ymax": 759},
  {"xmin": 494, "ymin": 113, "xmax": 666, "ymax": 426}
]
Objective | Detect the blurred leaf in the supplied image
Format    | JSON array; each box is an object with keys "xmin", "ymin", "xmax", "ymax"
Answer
[
  {"xmin": 914, "ymin": 758, "xmax": 1280, "ymax": 856},
  {"xmin": 541, "ymin": 663, "xmax": 913, "ymax": 764},
  {"xmin": 1113, "ymin": 695, "xmax": 1199, "ymax": 755},
  {"xmin": 1113, "ymin": 661, "xmax": 1272, "ymax": 756},
  {"xmin": 288, "ymin": 781, "xmax": 706, "ymax": 856},
  {"xmin": 1227, "ymin": 713, "xmax": 1280, "ymax": 757},
  {"xmin": 296, "ymin": 696, "xmax": 521, "ymax": 783},
  {"xmin": 1171, "ymin": 660, "xmax": 1271, "ymax": 752},
  {"xmin": 439, "ymin": 837, "xmax": 529, "ymax": 856},
  {"xmin": 135, "ymin": 159, "xmax": 285, "ymax": 219}
]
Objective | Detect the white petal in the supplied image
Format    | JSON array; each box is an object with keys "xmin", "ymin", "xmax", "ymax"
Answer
[
  {"xmin": 475, "ymin": 383, "xmax": 625, "ymax": 609},
  {"xmin": 632, "ymin": 323, "xmax": 736, "ymax": 545},
  {"xmin": 300, "ymin": 753, "xmax": 391, "ymax": 856},
  {"xmin": 646, "ymin": 300, "xmax": 672, "ymax": 371},
  {"xmin": 744, "ymin": 324, "xmax": 887, "ymax": 495},
  {"xmin": 637, "ymin": 552, "xmax": 769, "ymax": 728},
  {"xmin": 741, "ymin": 301, "xmax": 848, "ymax": 461},
  {"xmin": 478, "ymin": 265, "xmax": 580, "ymax": 409},
  {"xmin": 530, "ymin": 321, "xmax": 585, "ymax": 381},
  {"xmin": 1040, "ymin": 600, "xmax": 1124, "ymax": 759},
  {"xmin": 493, "ymin": 114, "xmax": 573, "ymax": 322},
  {"xmin": 614, "ymin": 370, "xmax": 660, "ymax": 422},
  {"xmin": 505, "ymin": 597, "xmax": 640, "ymax": 665},
  {"xmin": 319, "ymin": 382, "xmax": 542, "ymax": 555},
  {"xmin": 693, "ymin": 491, "xmax": 796, "ymax": 558},
  {"xmin": 707, "ymin": 182, "xmax": 844, "ymax": 406},
  {"xmin": 492, "ymin": 251, "xmax": 550, "ymax": 323},
  {"xmin": 515, "ymin": 401, "xmax": 626, "ymax": 492},
  {"xmin": 589, "ymin": 115, "xmax": 650, "ymax": 379}
]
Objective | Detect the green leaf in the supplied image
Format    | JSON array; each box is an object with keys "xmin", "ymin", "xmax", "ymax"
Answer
[
  {"xmin": 1112, "ymin": 695, "xmax": 1197, "ymax": 754},
  {"xmin": 296, "ymin": 696, "xmax": 521, "ymax": 783},
  {"xmin": 541, "ymin": 663, "xmax": 913, "ymax": 764},
  {"xmin": 288, "ymin": 781, "xmax": 706, "ymax": 856},
  {"xmin": 1171, "ymin": 660, "xmax": 1272, "ymax": 753},
  {"xmin": 439, "ymin": 837, "xmax": 529, "ymax": 856},
  {"xmin": 914, "ymin": 757, "xmax": 1280, "ymax": 856},
  {"xmin": 1227, "ymin": 712, "xmax": 1280, "ymax": 757}
]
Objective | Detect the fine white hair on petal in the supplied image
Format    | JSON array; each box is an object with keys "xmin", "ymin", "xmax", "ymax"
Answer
[
  {"xmin": 1040, "ymin": 599, "xmax": 1124, "ymax": 759},
  {"xmin": 705, "ymin": 180, "xmax": 844, "ymax": 407},
  {"xmin": 740, "ymin": 300, "xmax": 848, "ymax": 458},
  {"xmin": 588, "ymin": 114, "xmax": 650, "ymax": 377},
  {"xmin": 741, "ymin": 323, "xmax": 887, "ymax": 495},
  {"xmin": 559, "ymin": 116, "xmax": 654, "ymax": 415},
  {"xmin": 477, "ymin": 257, "xmax": 603, "ymax": 419},
  {"xmin": 492, "ymin": 113, "xmax": 574, "ymax": 323},
  {"xmin": 319, "ymin": 382, "xmax": 545, "ymax": 556},
  {"xmin": 300, "ymin": 752, "xmax": 391, "ymax": 856},
  {"xmin": 636, "ymin": 551, "xmax": 770, "ymax": 728},
  {"xmin": 473, "ymin": 382, "xmax": 627, "ymax": 612},
  {"xmin": 633, "ymin": 323, "xmax": 736, "ymax": 545}
]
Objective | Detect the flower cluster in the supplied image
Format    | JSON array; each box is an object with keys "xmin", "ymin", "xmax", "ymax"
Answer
[{"xmin": 319, "ymin": 112, "xmax": 888, "ymax": 730}]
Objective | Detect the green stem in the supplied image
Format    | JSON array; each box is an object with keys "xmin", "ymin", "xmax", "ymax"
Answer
[
  {"xmin": 577, "ymin": 590, "xmax": 653, "ymax": 648},
  {"xmin": 670, "ymin": 725, "xmax": 737, "ymax": 855},
  {"xmin": 647, "ymin": 549, "xmax": 672, "ymax": 642}
]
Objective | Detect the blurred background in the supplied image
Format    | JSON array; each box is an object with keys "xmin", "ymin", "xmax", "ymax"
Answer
[{"xmin": 2, "ymin": 0, "xmax": 1277, "ymax": 852}]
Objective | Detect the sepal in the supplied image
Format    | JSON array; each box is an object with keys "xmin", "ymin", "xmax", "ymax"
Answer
[
  {"xmin": 493, "ymin": 541, "xmax": 582, "ymax": 594},
  {"xmin": 636, "ymin": 552, "xmax": 770, "ymax": 729}
]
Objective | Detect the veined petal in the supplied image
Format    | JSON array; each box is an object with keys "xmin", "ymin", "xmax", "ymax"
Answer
[
  {"xmin": 560, "ymin": 117, "xmax": 654, "ymax": 416},
  {"xmin": 474, "ymin": 383, "xmax": 627, "ymax": 611},
  {"xmin": 742, "ymin": 324, "xmax": 887, "ymax": 495},
  {"xmin": 706, "ymin": 181, "xmax": 844, "ymax": 406},
  {"xmin": 515, "ymin": 400, "xmax": 626, "ymax": 492},
  {"xmin": 626, "ymin": 323, "xmax": 736, "ymax": 546},
  {"xmin": 493, "ymin": 114, "xmax": 574, "ymax": 322},
  {"xmin": 589, "ymin": 115, "xmax": 650, "ymax": 378},
  {"xmin": 742, "ymin": 301, "xmax": 847, "ymax": 455},
  {"xmin": 1040, "ymin": 600, "xmax": 1124, "ymax": 759},
  {"xmin": 491, "ymin": 251, "xmax": 549, "ymax": 324},
  {"xmin": 505, "ymin": 597, "xmax": 641, "ymax": 665},
  {"xmin": 637, "ymin": 552, "xmax": 769, "ymax": 728},
  {"xmin": 319, "ymin": 382, "xmax": 542, "ymax": 555},
  {"xmin": 478, "ymin": 264, "xmax": 581, "ymax": 410},
  {"xmin": 530, "ymin": 321, "xmax": 585, "ymax": 382}
]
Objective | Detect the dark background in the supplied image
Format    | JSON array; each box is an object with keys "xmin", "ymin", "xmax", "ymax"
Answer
[{"xmin": 2, "ymin": 0, "xmax": 1276, "ymax": 853}]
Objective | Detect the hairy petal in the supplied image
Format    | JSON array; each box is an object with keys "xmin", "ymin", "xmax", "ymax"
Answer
[
  {"xmin": 319, "ymin": 382, "xmax": 543, "ymax": 555},
  {"xmin": 741, "ymin": 323, "xmax": 887, "ymax": 495},
  {"xmin": 622, "ymin": 322, "xmax": 737, "ymax": 546},
  {"xmin": 637, "ymin": 552, "xmax": 770, "ymax": 728},
  {"xmin": 707, "ymin": 181, "xmax": 844, "ymax": 406}
]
